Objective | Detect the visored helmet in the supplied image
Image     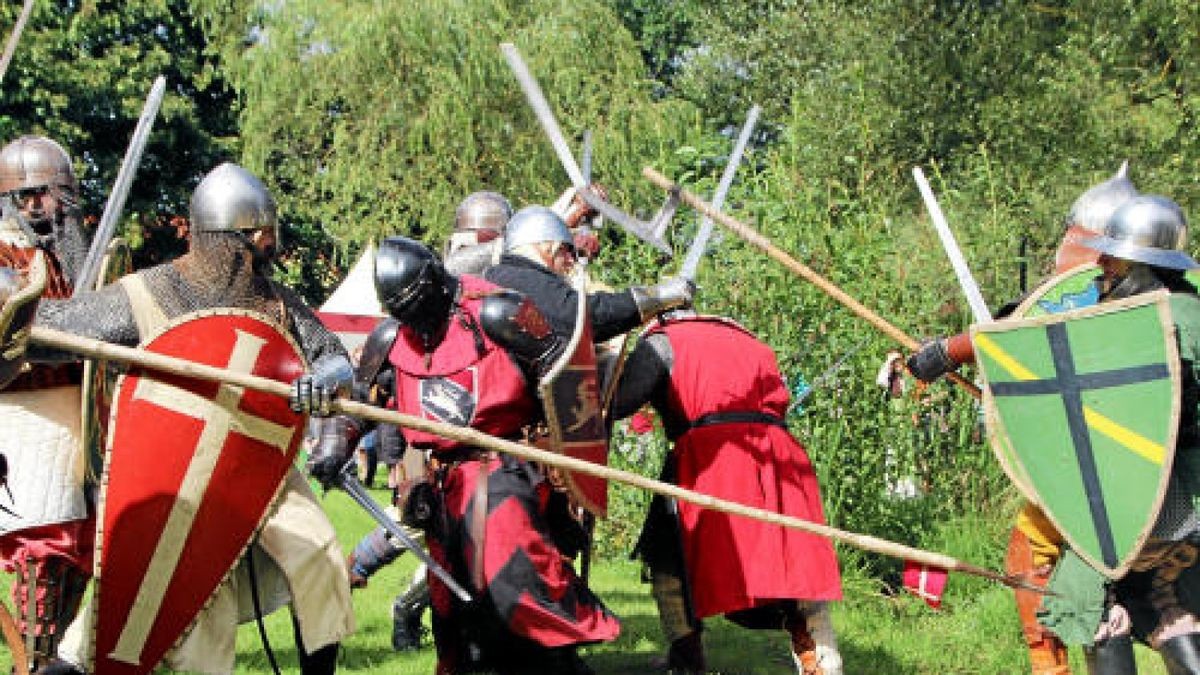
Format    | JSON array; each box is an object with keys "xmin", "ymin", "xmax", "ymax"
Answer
[
  {"xmin": 502, "ymin": 206, "xmax": 573, "ymax": 254},
  {"xmin": 0, "ymin": 135, "xmax": 78, "ymax": 198},
  {"xmin": 455, "ymin": 191, "xmax": 512, "ymax": 234},
  {"xmin": 189, "ymin": 163, "xmax": 279, "ymax": 241},
  {"xmin": 375, "ymin": 236, "xmax": 459, "ymax": 343},
  {"xmin": 1083, "ymin": 195, "xmax": 1198, "ymax": 271},
  {"xmin": 1066, "ymin": 161, "xmax": 1138, "ymax": 234}
]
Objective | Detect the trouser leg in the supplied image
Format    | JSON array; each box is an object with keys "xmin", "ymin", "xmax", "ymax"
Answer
[
  {"xmin": 293, "ymin": 611, "xmax": 339, "ymax": 675},
  {"xmin": 1006, "ymin": 527, "xmax": 1071, "ymax": 674}
]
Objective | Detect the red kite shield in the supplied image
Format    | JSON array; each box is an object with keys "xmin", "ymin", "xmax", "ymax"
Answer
[
  {"xmin": 91, "ymin": 309, "xmax": 306, "ymax": 675},
  {"xmin": 539, "ymin": 267, "xmax": 609, "ymax": 517}
]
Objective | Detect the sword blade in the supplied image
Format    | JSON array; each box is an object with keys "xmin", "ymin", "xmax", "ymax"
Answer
[
  {"xmin": 913, "ymin": 167, "xmax": 993, "ymax": 324},
  {"xmin": 581, "ymin": 130, "xmax": 593, "ymax": 184},
  {"xmin": 500, "ymin": 43, "xmax": 586, "ymax": 188},
  {"xmin": 0, "ymin": 0, "xmax": 35, "ymax": 86},
  {"xmin": 576, "ymin": 186, "xmax": 673, "ymax": 255},
  {"xmin": 74, "ymin": 75, "xmax": 167, "ymax": 296},
  {"xmin": 334, "ymin": 465, "xmax": 473, "ymax": 603},
  {"xmin": 680, "ymin": 105, "xmax": 760, "ymax": 281}
]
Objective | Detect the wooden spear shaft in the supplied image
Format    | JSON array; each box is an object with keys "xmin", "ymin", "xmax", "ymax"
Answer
[
  {"xmin": 643, "ymin": 166, "xmax": 981, "ymax": 399},
  {"xmin": 29, "ymin": 325, "xmax": 1023, "ymax": 589}
]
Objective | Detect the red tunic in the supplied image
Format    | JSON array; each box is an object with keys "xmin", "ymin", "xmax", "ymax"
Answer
[
  {"xmin": 387, "ymin": 276, "xmax": 618, "ymax": 666},
  {"xmin": 648, "ymin": 316, "xmax": 842, "ymax": 618}
]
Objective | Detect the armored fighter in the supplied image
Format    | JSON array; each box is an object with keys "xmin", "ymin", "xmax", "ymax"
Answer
[
  {"xmin": 4, "ymin": 162, "xmax": 356, "ymax": 674},
  {"xmin": 0, "ymin": 135, "xmax": 95, "ymax": 671},
  {"xmin": 309, "ymin": 237, "xmax": 619, "ymax": 674}
]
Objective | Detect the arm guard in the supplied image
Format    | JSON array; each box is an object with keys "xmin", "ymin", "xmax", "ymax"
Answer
[
  {"xmin": 350, "ymin": 525, "xmax": 407, "ymax": 578},
  {"xmin": 305, "ymin": 414, "xmax": 363, "ymax": 488},
  {"xmin": 479, "ymin": 289, "xmax": 565, "ymax": 379},
  {"xmin": 630, "ymin": 276, "xmax": 696, "ymax": 323},
  {"xmin": 354, "ymin": 318, "xmax": 400, "ymax": 403}
]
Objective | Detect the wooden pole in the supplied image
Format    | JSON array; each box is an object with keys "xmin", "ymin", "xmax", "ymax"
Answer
[
  {"xmin": 642, "ymin": 166, "xmax": 981, "ymax": 399},
  {"xmin": 30, "ymin": 325, "xmax": 1026, "ymax": 589}
]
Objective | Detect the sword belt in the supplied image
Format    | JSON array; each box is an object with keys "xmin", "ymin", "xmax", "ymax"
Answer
[{"xmin": 686, "ymin": 411, "xmax": 788, "ymax": 431}]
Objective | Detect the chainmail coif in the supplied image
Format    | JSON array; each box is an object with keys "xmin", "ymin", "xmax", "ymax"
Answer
[{"xmin": 32, "ymin": 232, "xmax": 344, "ymax": 365}]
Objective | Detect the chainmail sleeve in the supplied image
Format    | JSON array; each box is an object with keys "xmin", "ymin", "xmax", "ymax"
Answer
[
  {"xmin": 609, "ymin": 332, "xmax": 672, "ymax": 421},
  {"xmin": 273, "ymin": 281, "xmax": 347, "ymax": 366},
  {"xmin": 29, "ymin": 281, "xmax": 139, "ymax": 361}
]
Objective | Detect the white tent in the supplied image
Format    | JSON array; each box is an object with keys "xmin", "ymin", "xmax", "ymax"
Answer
[{"xmin": 317, "ymin": 243, "xmax": 384, "ymax": 354}]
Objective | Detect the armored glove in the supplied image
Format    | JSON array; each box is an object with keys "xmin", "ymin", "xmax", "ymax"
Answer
[
  {"xmin": 0, "ymin": 255, "xmax": 47, "ymax": 389},
  {"xmin": 630, "ymin": 276, "xmax": 697, "ymax": 322},
  {"xmin": 305, "ymin": 414, "xmax": 361, "ymax": 488},
  {"xmin": 906, "ymin": 339, "xmax": 958, "ymax": 383},
  {"xmin": 289, "ymin": 352, "xmax": 354, "ymax": 417}
]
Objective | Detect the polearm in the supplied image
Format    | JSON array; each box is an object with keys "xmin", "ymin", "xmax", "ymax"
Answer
[
  {"xmin": 0, "ymin": 0, "xmax": 35, "ymax": 85},
  {"xmin": 73, "ymin": 75, "xmax": 167, "ymax": 295},
  {"xmin": 679, "ymin": 104, "xmax": 760, "ymax": 281},
  {"xmin": 643, "ymin": 166, "xmax": 982, "ymax": 399},
  {"xmin": 912, "ymin": 167, "xmax": 993, "ymax": 324},
  {"xmin": 28, "ymin": 325, "xmax": 1036, "ymax": 590}
]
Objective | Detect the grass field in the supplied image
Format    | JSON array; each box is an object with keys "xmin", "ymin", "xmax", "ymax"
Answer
[{"xmin": 0, "ymin": 483, "xmax": 1170, "ymax": 673}]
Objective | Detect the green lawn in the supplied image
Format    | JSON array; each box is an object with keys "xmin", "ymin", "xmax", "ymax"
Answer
[{"xmin": 0, "ymin": 485, "xmax": 1170, "ymax": 673}]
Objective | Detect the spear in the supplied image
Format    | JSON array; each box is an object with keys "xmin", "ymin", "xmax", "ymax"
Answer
[
  {"xmin": 642, "ymin": 166, "xmax": 981, "ymax": 399},
  {"xmin": 27, "ymin": 324, "xmax": 1036, "ymax": 590}
]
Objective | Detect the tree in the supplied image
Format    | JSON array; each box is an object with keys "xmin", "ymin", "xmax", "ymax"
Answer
[{"xmin": 0, "ymin": 0, "xmax": 239, "ymax": 264}]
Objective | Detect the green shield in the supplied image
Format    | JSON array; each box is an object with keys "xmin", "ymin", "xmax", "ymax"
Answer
[{"xmin": 973, "ymin": 291, "xmax": 1180, "ymax": 578}]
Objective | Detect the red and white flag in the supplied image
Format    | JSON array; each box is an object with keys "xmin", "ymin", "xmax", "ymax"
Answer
[{"xmin": 902, "ymin": 560, "xmax": 948, "ymax": 609}]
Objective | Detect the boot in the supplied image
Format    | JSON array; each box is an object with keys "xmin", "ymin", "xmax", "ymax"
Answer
[
  {"xmin": 1084, "ymin": 635, "xmax": 1136, "ymax": 675},
  {"xmin": 391, "ymin": 590, "xmax": 428, "ymax": 651},
  {"xmin": 1159, "ymin": 633, "xmax": 1200, "ymax": 675},
  {"xmin": 666, "ymin": 630, "xmax": 706, "ymax": 674},
  {"xmin": 297, "ymin": 643, "xmax": 339, "ymax": 675},
  {"xmin": 790, "ymin": 625, "xmax": 823, "ymax": 675}
]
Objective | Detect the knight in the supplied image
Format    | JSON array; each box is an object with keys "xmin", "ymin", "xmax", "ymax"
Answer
[
  {"xmin": 3, "ymin": 162, "xmax": 356, "ymax": 673},
  {"xmin": 0, "ymin": 135, "xmax": 95, "ymax": 671}
]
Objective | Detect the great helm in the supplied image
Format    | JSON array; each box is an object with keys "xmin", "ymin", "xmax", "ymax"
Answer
[
  {"xmin": 455, "ymin": 191, "xmax": 512, "ymax": 234},
  {"xmin": 1082, "ymin": 194, "xmax": 1199, "ymax": 270},
  {"xmin": 1066, "ymin": 161, "xmax": 1139, "ymax": 234},
  {"xmin": 189, "ymin": 163, "xmax": 279, "ymax": 240},
  {"xmin": 0, "ymin": 135, "xmax": 78, "ymax": 197},
  {"xmin": 502, "ymin": 206, "xmax": 573, "ymax": 254},
  {"xmin": 375, "ymin": 236, "xmax": 459, "ymax": 343}
]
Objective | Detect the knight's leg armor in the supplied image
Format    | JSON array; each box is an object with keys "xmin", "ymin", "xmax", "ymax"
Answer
[
  {"xmin": 1084, "ymin": 635, "xmax": 1136, "ymax": 675},
  {"xmin": 1160, "ymin": 634, "xmax": 1200, "ymax": 675},
  {"xmin": 13, "ymin": 555, "xmax": 87, "ymax": 670},
  {"xmin": 392, "ymin": 564, "xmax": 429, "ymax": 651}
]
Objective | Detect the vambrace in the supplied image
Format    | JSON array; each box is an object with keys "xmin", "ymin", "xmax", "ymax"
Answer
[
  {"xmin": 306, "ymin": 414, "xmax": 362, "ymax": 488},
  {"xmin": 629, "ymin": 276, "xmax": 696, "ymax": 323},
  {"xmin": 479, "ymin": 289, "xmax": 564, "ymax": 378},
  {"xmin": 354, "ymin": 318, "xmax": 399, "ymax": 403},
  {"xmin": 349, "ymin": 525, "xmax": 407, "ymax": 581}
]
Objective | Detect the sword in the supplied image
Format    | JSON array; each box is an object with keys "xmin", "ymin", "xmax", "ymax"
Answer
[
  {"xmin": 0, "ymin": 0, "xmax": 34, "ymax": 86},
  {"xmin": 580, "ymin": 130, "xmax": 593, "ymax": 183},
  {"xmin": 912, "ymin": 167, "xmax": 993, "ymax": 324},
  {"xmin": 332, "ymin": 463, "xmax": 472, "ymax": 603},
  {"xmin": 500, "ymin": 43, "xmax": 673, "ymax": 255},
  {"xmin": 679, "ymin": 105, "xmax": 760, "ymax": 281},
  {"xmin": 73, "ymin": 75, "xmax": 167, "ymax": 296}
]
